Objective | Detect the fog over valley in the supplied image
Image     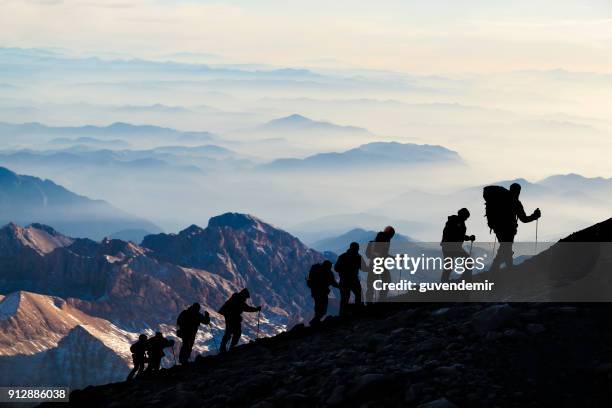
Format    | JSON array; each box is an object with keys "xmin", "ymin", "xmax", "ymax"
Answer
[{"xmin": 1, "ymin": 48, "xmax": 612, "ymax": 243}]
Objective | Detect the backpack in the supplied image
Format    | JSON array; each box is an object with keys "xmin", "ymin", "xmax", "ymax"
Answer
[
  {"xmin": 306, "ymin": 263, "xmax": 321, "ymax": 288},
  {"xmin": 218, "ymin": 294, "xmax": 237, "ymax": 317},
  {"xmin": 483, "ymin": 185, "xmax": 513, "ymax": 232}
]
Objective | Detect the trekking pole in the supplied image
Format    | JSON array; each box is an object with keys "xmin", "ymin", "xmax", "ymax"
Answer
[
  {"xmin": 469, "ymin": 241, "xmax": 473, "ymax": 256},
  {"xmin": 209, "ymin": 324, "xmax": 219, "ymax": 354},
  {"xmin": 171, "ymin": 343, "xmax": 177, "ymax": 365},
  {"xmin": 256, "ymin": 310, "xmax": 261, "ymax": 340},
  {"xmin": 535, "ymin": 218, "xmax": 539, "ymax": 254}
]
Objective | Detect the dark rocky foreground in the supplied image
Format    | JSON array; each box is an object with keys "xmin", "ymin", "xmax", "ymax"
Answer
[{"xmin": 51, "ymin": 302, "xmax": 612, "ymax": 408}]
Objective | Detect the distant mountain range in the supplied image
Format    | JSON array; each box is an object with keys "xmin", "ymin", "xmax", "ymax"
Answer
[
  {"xmin": 260, "ymin": 141, "xmax": 462, "ymax": 171},
  {"xmin": 311, "ymin": 227, "xmax": 414, "ymax": 255},
  {"xmin": 0, "ymin": 167, "xmax": 160, "ymax": 239},
  {"xmin": 372, "ymin": 174, "xmax": 612, "ymax": 241},
  {"xmin": 0, "ymin": 121, "xmax": 217, "ymax": 148},
  {"xmin": 255, "ymin": 114, "xmax": 371, "ymax": 135},
  {"xmin": 0, "ymin": 213, "xmax": 325, "ymax": 388}
]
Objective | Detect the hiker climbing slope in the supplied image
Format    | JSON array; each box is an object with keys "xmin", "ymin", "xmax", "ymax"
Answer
[
  {"xmin": 219, "ymin": 289, "xmax": 261, "ymax": 352},
  {"xmin": 440, "ymin": 208, "xmax": 475, "ymax": 282},
  {"xmin": 177, "ymin": 303, "xmax": 211, "ymax": 364},
  {"xmin": 307, "ymin": 260, "xmax": 339, "ymax": 326},
  {"xmin": 334, "ymin": 242, "xmax": 366, "ymax": 316},
  {"xmin": 126, "ymin": 334, "xmax": 148, "ymax": 381},
  {"xmin": 365, "ymin": 226, "xmax": 395, "ymax": 302},
  {"xmin": 145, "ymin": 332, "xmax": 174, "ymax": 373},
  {"xmin": 484, "ymin": 182, "xmax": 541, "ymax": 273}
]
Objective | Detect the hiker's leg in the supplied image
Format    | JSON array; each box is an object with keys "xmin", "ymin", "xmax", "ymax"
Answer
[
  {"xmin": 441, "ymin": 249, "xmax": 452, "ymax": 282},
  {"xmin": 127, "ymin": 359, "xmax": 139, "ymax": 381},
  {"xmin": 321, "ymin": 295, "xmax": 329, "ymax": 318},
  {"xmin": 229, "ymin": 322, "xmax": 241, "ymax": 349},
  {"xmin": 353, "ymin": 280, "xmax": 362, "ymax": 306},
  {"xmin": 311, "ymin": 295, "xmax": 326, "ymax": 324},
  {"xmin": 366, "ymin": 271, "xmax": 375, "ymax": 303},
  {"xmin": 378, "ymin": 269, "xmax": 390, "ymax": 300},
  {"xmin": 339, "ymin": 285, "xmax": 350, "ymax": 316},
  {"xmin": 179, "ymin": 336, "xmax": 194, "ymax": 364},
  {"xmin": 220, "ymin": 324, "xmax": 231, "ymax": 352},
  {"xmin": 490, "ymin": 232, "xmax": 506, "ymax": 272}
]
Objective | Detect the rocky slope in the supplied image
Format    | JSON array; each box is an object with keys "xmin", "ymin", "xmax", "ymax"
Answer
[
  {"xmin": 0, "ymin": 214, "xmax": 324, "ymax": 389},
  {"xmin": 56, "ymin": 218, "xmax": 612, "ymax": 407},
  {"xmin": 142, "ymin": 213, "xmax": 323, "ymax": 324},
  {"xmin": 62, "ymin": 302, "xmax": 612, "ymax": 407}
]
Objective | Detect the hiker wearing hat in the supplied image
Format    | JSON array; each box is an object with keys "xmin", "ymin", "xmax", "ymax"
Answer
[
  {"xmin": 218, "ymin": 289, "xmax": 261, "ymax": 352},
  {"xmin": 440, "ymin": 208, "xmax": 476, "ymax": 282}
]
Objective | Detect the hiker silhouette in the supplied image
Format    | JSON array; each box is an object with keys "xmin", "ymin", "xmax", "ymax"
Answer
[
  {"xmin": 145, "ymin": 332, "xmax": 174, "ymax": 373},
  {"xmin": 365, "ymin": 226, "xmax": 395, "ymax": 302},
  {"xmin": 335, "ymin": 242, "xmax": 366, "ymax": 316},
  {"xmin": 218, "ymin": 288, "xmax": 261, "ymax": 352},
  {"xmin": 484, "ymin": 182, "xmax": 541, "ymax": 273},
  {"xmin": 440, "ymin": 208, "xmax": 475, "ymax": 282},
  {"xmin": 307, "ymin": 260, "xmax": 339, "ymax": 326},
  {"xmin": 176, "ymin": 303, "xmax": 211, "ymax": 364},
  {"xmin": 126, "ymin": 334, "xmax": 148, "ymax": 381}
]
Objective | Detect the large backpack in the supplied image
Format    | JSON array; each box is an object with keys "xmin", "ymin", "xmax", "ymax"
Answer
[{"xmin": 483, "ymin": 185, "xmax": 513, "ymax": 232}]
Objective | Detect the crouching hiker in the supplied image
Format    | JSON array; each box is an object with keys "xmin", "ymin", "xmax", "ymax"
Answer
[{"xmin": 145, "ymin": 332, "xmax": 174, "ymax": 373}]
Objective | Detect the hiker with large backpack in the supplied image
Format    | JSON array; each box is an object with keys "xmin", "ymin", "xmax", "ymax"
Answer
[
  {"xmin": 335, "ymin": 242, "xmax": 366, "ymax": 316},
  {"xmin": 365, "ymin": 226, "xmax": 395, "ymax": 303},
  {"xmin": 176, "ymin": 303, "xmax": 211, "ymax": 364},
  {"xmin": 307, "ymin": 260, "xmax": 339, "ymax": 326},
  {"xmin": 440, "ymin": 208, "xmax": 476, "ymax": 282},
  {"xmin": 483, "ymin": 182, "xmax": 541, "ymax": 273},
  {"xmin": 218, "ymin": 289, "xmax": 261, "ymax": 352}
]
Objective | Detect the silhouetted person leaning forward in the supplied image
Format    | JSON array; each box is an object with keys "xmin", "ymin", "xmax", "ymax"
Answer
[
  {"xmin": 440, "ymin": 208, "xmax": 475, "ymax": 282},
  {"xmin": 484, "ymin": 182, "xmax": 541, "ymax": 273},
  {"xmin": 126, "ymin": 333, "xmax": 148, "ymax": 381},
  {"xmin": 218, "ymin": 289, "xmax": 261, "ymax": 353},
  {"xmin": 177, "ymin": 302, "xmax": 210, "ymax": 364},
  {"xmin": 335, "ymin": 242, "xmax": 366, "ymax": 316},
  {"xmin": 307, "ymin": 260, "xmax": 339, "ymax": 326},
  {"xmin": 145, "ymin": 332, "xmax": 174, "ymax": 373},
  {"xmin": 366, "ymin": 226, "xmax": 395, "ymax": 303}
]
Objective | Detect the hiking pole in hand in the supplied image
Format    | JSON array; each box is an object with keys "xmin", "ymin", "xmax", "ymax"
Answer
[
  {"xmin": 535, "ymin": 218, "xmax": 539, "ymax": 254},
  {"xmin": 256, "ymin": 310, "xmax": 261, "ymax": 340},
  {"xmin": 469, "ymin": 240, "xmax": 474, "ymax": 256}
]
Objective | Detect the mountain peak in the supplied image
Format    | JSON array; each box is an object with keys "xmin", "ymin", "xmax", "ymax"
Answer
[
  {"xmin": 0, "ymin": 222, "xmax": 73, "ymax": 255},
  {"xmin": 180, "ymin": 224, "xmax": 206, "ymax": 236},
  {"xmin": 280, "ymin": 113, "xmax": 311, "ymax": 122},
  {"xmin": 207, "ymin": 212, "xmax": 264, "ymax": 230}
]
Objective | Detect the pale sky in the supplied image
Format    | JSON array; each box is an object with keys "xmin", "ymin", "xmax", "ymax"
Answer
[{"xmin": 2, "ymin": 0, "xmax": 612, "ymax": 73}]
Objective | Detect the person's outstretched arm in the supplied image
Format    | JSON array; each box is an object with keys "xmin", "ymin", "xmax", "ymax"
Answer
[
  {"xmin": 516, "ymin": 201, "xmax": 541, "ymax": 223},
  {"xmin": 242, "ymin": 303, "xmax": 261, "ymax": 313}
]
